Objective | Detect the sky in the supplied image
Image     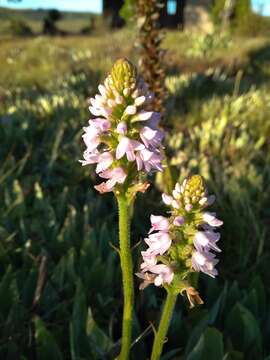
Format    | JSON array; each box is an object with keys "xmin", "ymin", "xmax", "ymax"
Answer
[
  {"xmin": 0, "ymin": 0, "xmax": 270, "ymax": 16},
  {"xmin": 0, "ymin": 0, "xmax": 103, "ymax": 13},
  {"xmin": 252, "ymin": 0, "xmax": 270, "ymax": 15}
]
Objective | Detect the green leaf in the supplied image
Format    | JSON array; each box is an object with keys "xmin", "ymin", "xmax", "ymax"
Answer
[
  {"xmin": 223, "ymin": 351, "xmax": 244, "ymax": 360},
  {"xmin": 187, "ymin": 327, "xmax": 224, "ymax": 360},
  {"xmin": 34, "ymin": 316, "xmax": 63, "ymax": 360},
  {"xmin": 250, "ymin": 276, "xmax": 266, "ymax": 314},
  {"xmin": 69, "ymin": 279, "xmax": 87, "ymax": 360},
  {"xmin": 185, "ymin": 312, "xmax": 210, "ymax": 355},
  {"xmin": 161, "ymin": 348, "xmax": 182, "ymax": 360},
  {"xmin": 86, "ymin": 307, "xmax": 112, "ymax": 353},
  {"xmin": 185, "ymin": 287, "xmax": 225, "ymax": 356},
  {"xmin": 225, "ymin": 303, "xmax": 262, "ymax": 355}
]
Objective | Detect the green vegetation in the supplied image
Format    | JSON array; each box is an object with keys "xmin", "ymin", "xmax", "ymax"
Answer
[
  {"xmin": 1, "ymin": 14, "xmax": 270, "ymax": 360},
  {"xmin": 0, "ymin": 6, "xmax": 100, "ymax": 34}
]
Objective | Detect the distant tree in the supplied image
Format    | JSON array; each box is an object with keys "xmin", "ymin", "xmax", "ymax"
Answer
[
  {"xmin": 43, "ymin": 9, "xmax": 62, "ymax": 35},
  {"xmin": 47, "ymin": 9, "xmax": 62, "ymax": 22}
]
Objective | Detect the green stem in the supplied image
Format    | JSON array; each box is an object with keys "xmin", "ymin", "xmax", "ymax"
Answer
[
  {"xmin": 116, "ymin": 193, "xmax": 134, "ymax": 360},
  {"xmin": 150, "ymin": 291, "xmax": 177, "ymax": 360}
]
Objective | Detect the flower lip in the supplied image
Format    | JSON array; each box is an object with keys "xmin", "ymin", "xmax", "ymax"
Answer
[
  {"xmin": 116, "ymin": 136, "xmax": 145, "ymax": 161},
  {"xmin": 149, "ymin": 215, "xmax": 170, "ymax": 233},
  {"xmin": 202, "ymin": 212, "xmax": 223, "ymax": 227}
]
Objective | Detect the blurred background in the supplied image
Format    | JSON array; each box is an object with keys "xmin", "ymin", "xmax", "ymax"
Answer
[{"xmin": 0, "ymin": 0, "xmax": 270, "ymax": 359}]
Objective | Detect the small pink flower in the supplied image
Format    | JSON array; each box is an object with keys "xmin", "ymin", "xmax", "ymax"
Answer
[
  {"xmin": 192, "ymin": 251, "xmax": 218, "ymax": 278},
  {"xmin": 116, "ymin": 137, "xmax": 145, "ymax": 161},
  {"xmin": 149, "ymin": 215, "xmax": 170, "ymax": 233},
  {"xmin": 80, "ymin": 151, "xmax": 100, "ymax": 166},
  {"xmin": 125, "ymin": 105, "xmax": 137, "ymax": 115},
  {"xmin": 116, "ymin": 122, "xmax": 127, "ymax": 135},
  {"xmin": 147, "ymin": 264, "xmax": 174, "ymax": 286},
  {"xmin": 97, "ymin": 167, "xmax": 127, "ymax": 192},
  {"xmin": 193, "ymin": 231, "xmax": 221, "ymax": 252},
  {"xmin": 98, "ymin": 84, "xmax": 107, "ymax": 97},
  {"xmin": 185, "ymin": 204, "xmax": 193, "ymax": 212},
  {"xmin": 173, "ymin": 216, "xmax": 185, "ymax": 226},
  {"xmin": 144, "ymin": 232, "xmax": 172, "ymax": 255},
  {"xmin": 135, "ymin": 96, "xmax": 146, "ymax": 106},
  {"xmin": 95, "ymin": 152, "xmax": 114, "ymax": 173},
  {"xmin": 136, "ymin": 149, "xmax": 163, "ymax": 172},
  {"xmin": 140, "ymin": 126, "xmax": 163, "ymax": 149},
  {"xmin": 202, "ymin": 212, "xmax": 223, "ymax": 227},
  {"xmin": 147, "ymin": 112, "xmax": 161, "ymax": 128},
  {"xmin": 137, "ymin": 111, "xmax": 154, "ymax": 121},
  {"xmin": 89, "ymin": 118, "xmax": 111, "ymax": 132},
  {"xmin": 172, "ymin": 200, "xmax": 180, "ymax": 209},
  {"xmin": 82, "ymin": 130, "xmax": 100, "ymax": 152},
  {"xmin": 140, "ymin": 250, "xmax": 157, "ymax": 270},
  {"xmin": 162, "ymin": 193, "xmax": 173, "ymax": 206}
]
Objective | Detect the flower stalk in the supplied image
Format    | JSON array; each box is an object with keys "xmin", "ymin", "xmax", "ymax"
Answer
[
  {"xmin": 116, "ymin": 192, "xmax": 134, "ymax": 360},
  {"xmin": 150, "ymin": 290, "xmax": 177, "ymax": 360}
]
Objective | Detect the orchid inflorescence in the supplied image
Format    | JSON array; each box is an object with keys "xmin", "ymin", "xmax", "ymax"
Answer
[
  {"xmin": 137, "ymin": 175, "xmax": 223, "ymax": 306},
  {"xmin": 80, "ymin": 58, "xmax": 224, "ymax": 358},
  {"xmin": 80, "ymin": 58, "xmax": 164, "ymax": 194}
]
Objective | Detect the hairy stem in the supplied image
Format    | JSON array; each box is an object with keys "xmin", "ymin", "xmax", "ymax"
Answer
[
  {"xmin": 150, "ymin": 291, "xmax": 177, "ymax": 360},
  {"xmin": 117, "ymin": 193, "xmax": 134, "ymax": 360}
]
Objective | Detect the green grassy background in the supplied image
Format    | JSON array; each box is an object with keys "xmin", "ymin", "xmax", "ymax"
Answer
[{"xmin": 1, "ymin": 6, "xmax": 270, "ymax": 360}]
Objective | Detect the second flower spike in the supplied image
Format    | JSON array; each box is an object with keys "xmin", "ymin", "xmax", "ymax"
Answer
[{"xmin": 137, "ymin": 175, "xmax": 223, "ymax": 306}]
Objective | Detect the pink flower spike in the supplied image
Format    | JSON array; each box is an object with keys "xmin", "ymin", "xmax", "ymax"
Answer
[
  {"xmin": 95, "ymin": 152, "xmax": 114, "ymax": 173},
  {"xmin": 162, "ymin": 193, "xmax": 173, "ymax": 206},
  {"xmin": 202, "ymin": 212, "xmax": 223, "ymax": 227},
  {"xmin": 116, "ymin": 137, "xmax": 145, "ymax": 161},
  {"xmin": 149, "ymin": 215, "xmax": 169, "ymax": 233}
]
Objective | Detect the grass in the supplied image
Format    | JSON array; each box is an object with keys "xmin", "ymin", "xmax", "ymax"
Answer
[{"xmin": 1, "ymin": 22, "xmax": 270, "ymax": 359}]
